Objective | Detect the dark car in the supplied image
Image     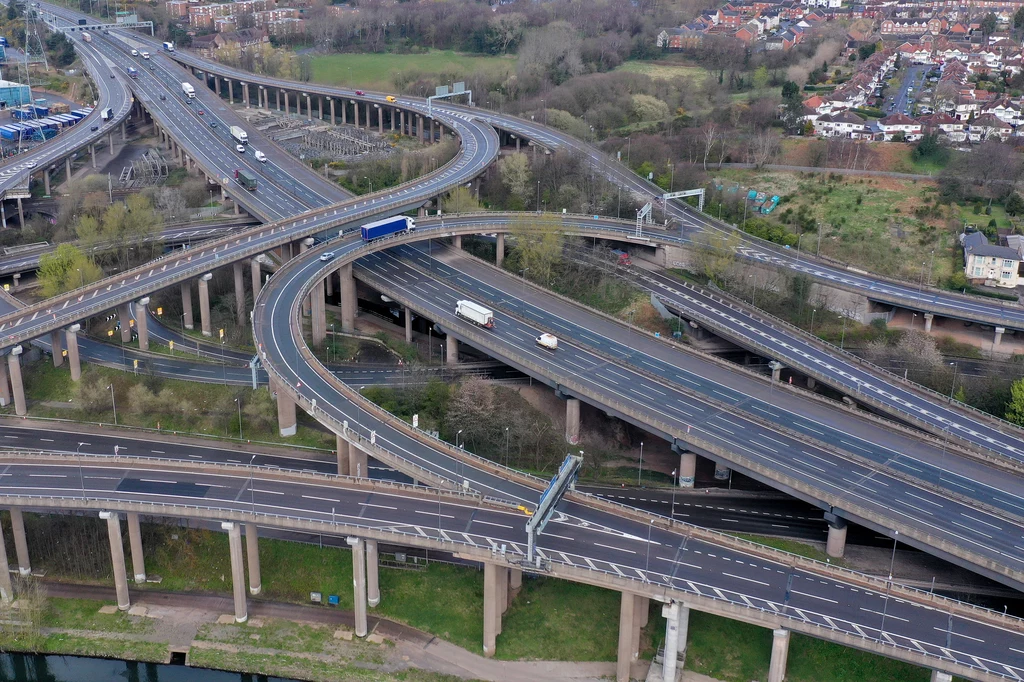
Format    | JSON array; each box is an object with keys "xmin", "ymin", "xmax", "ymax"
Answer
[
  {"xmin": 210, "ymin": 121, "xmax": 217, "ymax": 128},
  {"xmin": 110, "ymin": 73, "xmax": 115, "ymax": 78},
  {"xmin": 90, "ymin": 125, "xmax": 99, "ymax": 131},
  {"xmin": 159, "ymin": 94, "xmax": 166, "ymax": 101}
]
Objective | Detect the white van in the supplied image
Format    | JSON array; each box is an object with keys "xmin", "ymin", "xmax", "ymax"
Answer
[{"xmin": 253, "ymin": 150, "xmax": 267, "ymax": 163}]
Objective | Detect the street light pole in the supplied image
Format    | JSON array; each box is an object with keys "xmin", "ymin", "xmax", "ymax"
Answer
[
  {"xmin": 249, "ymin": 454, "xmax": 257, "ymax": 515},
  {"xmin": 638, "ymin": 441, "xmax": 644, "ymax": 486},
  {"xmin": 235, "ymin": 397, "xmax": 243, "ymax": 440},
  {"xmin": 108, "ymin": 384, "xmax": 117, "ymax": 425},
  {"xmin": 948, "ymin": 361, "xmax": 959, "ymax": 402}
]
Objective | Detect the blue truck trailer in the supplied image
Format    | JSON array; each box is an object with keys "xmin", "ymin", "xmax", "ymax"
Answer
[{"xmin": 360, "ymin": 216, "xmax": 415, "ymax": 241}]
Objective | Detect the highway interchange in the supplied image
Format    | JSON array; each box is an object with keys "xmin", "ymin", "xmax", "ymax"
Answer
[{"xmin": 0, "ymin": 5, "xmax": 1019, "ymax": 678}]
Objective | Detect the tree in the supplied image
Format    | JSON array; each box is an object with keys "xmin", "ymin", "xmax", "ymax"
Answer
[
  {"xmin": 981, "ymin": 12, "xmax": 998, "ymax": 37},
  {"xmin": 75, "ymin": 194, "xmax": 162, "ymax": 272},
  {"xmin": 1016, "ymin": 6, "xmax": 1024, "ymax": 30},
  {"xmin": 781, "ymin": 80, "xmax": 800, "ymax": 101},
  {"xmin": 751, "ymin": 65, "xmax": 770, "ymax": 94},
  {"xmin": 1006, "ymin": 377, "xmax": 1024, "ymax": 426},
  {"xmin": 692, "ymin": 230, "xmax": 740, "ymax": 286},
  {"xmin": 508, "ymin": 213, "xmax": 563, "ymax": 287},
  {"xmin": 498, "ymin": 152, "xmax": 531, "ymax": 203},
  {"xmin": 485, "ymin": 13, "xmax": 526, "ymax": 55},
  {"xmin": 37, "ymin": 244, "xmax": 103, "ymax": 298},
  {"xmin": 631, "ymin": 94, "xmax": 669, "ymax": 122},
  {"xmin": 441, "ymin": 186, "xmax": 480, "ymax": 214},
  {"xmin": 749, "ymin": 130, "xmax": 780, "ymax": 168},
  {"xmin": 1007, "ymin": 192, "xmax": 1024, "ymax": 216},
  {"xmin": 7, "ymin": 2, "xmax": 17, "ymax": 20}
]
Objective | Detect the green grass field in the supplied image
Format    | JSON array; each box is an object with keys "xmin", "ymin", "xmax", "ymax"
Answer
[
  {"xmin": 615, "ymin": 61, "xmax": 710, "ymax": 84},
  {"xmin": 311, "ymin": 51, "xmax": 514, "ymax": 92}
]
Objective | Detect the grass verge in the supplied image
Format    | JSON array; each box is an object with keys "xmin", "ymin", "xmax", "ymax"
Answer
[{"xmin": 311, "ymin": 51, "xmax": 513, "ymax": 92}]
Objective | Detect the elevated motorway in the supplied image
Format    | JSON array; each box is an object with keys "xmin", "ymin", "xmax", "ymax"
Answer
[
  {"xmin": 345, "ymin": 241, "xmax": 1024, "ymax": 590},
  {"xmin": 3, "ymin": 452, "xmax": 1022, "ymax": 681}
]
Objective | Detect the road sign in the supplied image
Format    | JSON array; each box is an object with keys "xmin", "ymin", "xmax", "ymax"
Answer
[{"xmin": 526, "ymin": 453, "xmax": 583, "ymax": 564}]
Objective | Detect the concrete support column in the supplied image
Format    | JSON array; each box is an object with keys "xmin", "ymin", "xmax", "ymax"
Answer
[
  {"xmin": 283, "ymin": 91, "xmax": 289, "ymax": 115},
  {"xmin": 233, "ymin": 261, "xmax": 246, "ymax": 326},
  {"xmin": 662, "ymin": 602, "xmax": 680, "ymax": 682},
  {"xmin": 349, "ymin": 444, "xmax": 368, "ymax": 479},
  {"xmin": 215, "ymin": 76, "xmax": 221, "ymax": 95},
  {"xmin": 101, "ymin": 512, "xmax": 130, "ymax": 611},
  {"xmin": 329, "ymin": 98, "xmax": 335, "ymax": 124},
  {"xmin": 631, "ymin": 596, "xmax": 645, "ymax": 658},
  {"xmin": 713, "ymin": 462, "xmax": 731, "ymax": 481},
  {"xmin": 483, "ymin": 562, "xmax": 498, "ymax": 657},
  {"xmin": 806, "ymin": 376, "xmax": 816, "ymax": 390},
  {"xmin": 311, "ymin": 280, "xmax": 326, "ymax": 347},
  {"xmin": 8, "ymin": 346, "xmax": 25, "ymax": 416},
  {"xmin": 116, "ymin": 303, "xmax": 132, "ymax": 343},
  {"xmin": 257, "ymin": 86, "xmax": 264, "ymax": 108},
  {"xmin": 317, "ymin": 96, "xmax": 323, "ymax": 120},
  {"xmin": 365, "ymin": 103, "xmax": 371, "ymax": 129},
  {"xmin": 10, "ymin": 507, "xmax": 30, "ymax": 576},
  {"xmin": 66, "ymin": 324, "xmax": 81, "ymax": 381},
  {"xmin": 377, "ymin": 105, "xmax": 383, "ymax": 134},
  {"xmin": 336, "ymin": 435, "xmax": 350, "ymax": 476},
  {"xmin": 923, "ymin": 313, "xmax": 933, "ymax": 333},
  {"xmin": 274, "ymin": 379, "xmax": 297, "ymax": 437},
  {"xmin": 995, "ymin": 326, "xmax": 1005, "ymax": 347},
  {"xmin": 0, "ymin": 356, "xmax": 9, "ymax": 408},
  {"xmin": 305, "ymin": 94, "xmax": 312, "ymax": 118},
  {"xmin": 348, "ymin": 537, "xmax": 368, "ymax": 637},
  {"xmin": 931, "ymin": 672, "xmax": 953, "ymax": 682},
  {"xmin": 768, "ymin": 629, "xmax": 791, "ymax": 682},
  {"xmin": 1, "ymin": 201, "xmax": 6, "ymax": 229},
  {"xmin": 90, "ymin": 144, "xmax": 96, "ymax": 168},
  {"xmin": 343, "ymin": 99, "xmax": 348, "ymax": 125},
  {"xmin": 227, "ymin": 79, "xmax": 234, "ymax": 105},
  {"xmin": 615, "ymin": 592, "xmax": 636, "ymax": 682},
  {"xmin": 352, "ymin": 101, "xmax": 360, "ymax": 127},
  {"xmin": 222, "ymin": 522, "xmax": 248, "ymax": 623},
  {"xmin": 121, "ymin": 121, "xmax": 127, "ymax": 142},
  {"xmin": 453, "ymin": 234, "xmax": 462, "ymax": 250},
  {"xmin": 275, "ymin": 88, "xmax": 281, "ymax": 111},
  {"xmin": 826, "ymin": 517, "xmax": 848, "ymax": 559},
  {"xmin": 446, "ymin": 335, "xmax": 459, "ymax": 365},
  {"xmin": 0, "ymin": 518, "xmax": 12, "ymax": 602},
  {"xmin": 50, "ymin": 330, "xmax": 64, "ymax": 368},
  {"xmin": 108, "ymin": 132, "xmax": 114, "ymax": 156},
  {"xmin": 677, "ymin": 606, "xmax": 690, "ymax": 663},
  {"xmin": 126, "ymin": 511, "xmax": 145, "ymax": 584},
  {"xmin": 339, "ymin": 263, "xmax": 356, "ymax": 332},
  {"xmin": 250, "ymin": 258, "xmax": 262, "ymax": 300},
  {"xmin": 15, "ymin": 198, "xmax": 23, "ymax": 229},
  {"xmin": 198, "ymin": 273, "xmax": 213, "ymax": 337},
  {"xmin": 243, "ymin": 82, "xmax": 250, "ymax": 108},
  {"xmin": 180, "ymin": 280, "xmax": 194, "ymax": 329},
  {"xmin": 771, "ymin": 362, "xmax": 783, "ymax": 382},
  {"xmin": 65, "ymin": 157, "xmax": 72, "ymax": 184},
  {"xmin": 43, "ymin": 170, "xmax": 50, "ymax": 196},
  {"xmin": 565, "ymin": 397, "xmax": 581, "ymax": 444},
  {"xmin": 245, "ymin": 522, "xmax": 261, "ymax": 595},
  {"xmin": 400, "ymin": 110, "xmax": 405, "ymax": 135},
  {"xmin": 431, "ymin": 118, "xmax": 436, "ymax": 143},
  {"xmin": 135, "ymin": 298, "xmax": 150, "ymax": 352},
  {"xmin": 366, "ymin": 539, "xmax": 380, "ymax": 607},
  {"xmin": 678, "ymin": 451, "xmax": 696, "ymax": 488},
  {"xmin": 496, "ymin": 233, "xmax": 504, "ymax": 266},
  {"xmin": 404, "ymin": 307, "xmax": 413, "ymax": 343}
]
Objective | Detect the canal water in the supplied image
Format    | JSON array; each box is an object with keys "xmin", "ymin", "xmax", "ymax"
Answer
[{"xmin": 0, "ymin": 653, "xmax": 304, "ymax": 682}]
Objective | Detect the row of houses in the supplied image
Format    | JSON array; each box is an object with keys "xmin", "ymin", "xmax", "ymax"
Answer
[
  {"xmin": 811, "ymin": 109, "xmax": 1014, "ymax": 141},
  {"xmin": 656, "ymin": 0, "xmax": 831, "ymax": 50},
  {"xmin": 165, "ymin": 0, "xmax": 306, "ymax": 36}
]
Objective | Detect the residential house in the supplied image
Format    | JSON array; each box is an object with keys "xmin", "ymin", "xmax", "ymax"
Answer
[
  {"xmin": 968, "ymin": 113, "xmax": 1013, "ymax": 141},
  {"xmin": 962, "ymin": 231, "xmax": 1023, "ymax": 288},
  {"xmin": 917, "ymin": 112, "xmax": 967, "ymax": 141},
  {"xmin": 813, "ymin": 110, "xmax": 870, "ymax": 137},
  {"xmin": 876, "ymin": 112, "xmax": 923, "ymax": 140}
]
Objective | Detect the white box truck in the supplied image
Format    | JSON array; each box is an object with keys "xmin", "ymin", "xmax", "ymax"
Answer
[
  {"xmin": 536, "ymin": 333, "xmax": 558, "ymax": 350},
  {"xmin": 162, "ymin": 41, "xmax": 174, "ymax": 52},
  {"xmin": 230, "ymin": 126, "xmax": 248, "ymax": 144},
  {"xmin": 141, "ymin": 50, "xmax": 150, "ymax": 59},
  {"xmin": 455, "ymin": 300, "xmax": 494, "ymax": 328},
  {"xmin": 181, "ymin": 82, "xmax": 195, "ymax": 99}
]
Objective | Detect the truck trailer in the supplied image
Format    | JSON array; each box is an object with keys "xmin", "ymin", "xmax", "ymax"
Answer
[
  {"xmin": 360, "ymin": 215, "xmax": 415, "ymax": 241},
  {"xmin": 181, "ymin": 82, "xmax": 195, "ymax": 99},
  {"xmin": 229, "ymin": 126, "xmax": 248, "ymax": 144},
  {"xmin": 81, "ymin": 31, "xmax": 91, "ymax": 42},
  {"xmin": 235, "ymin": 169, "xmax": 257, "ymax": 191},
  {"xmin": 455, "ymin": 300, "xmax": 495, "ymax": 328},
  {"xmin": 126, "ymin": 66, "xmax": 138, "ymax": 79},
  {"xmin": 162, "ymin": 41, "xmax": 175, "ymax": 52}
]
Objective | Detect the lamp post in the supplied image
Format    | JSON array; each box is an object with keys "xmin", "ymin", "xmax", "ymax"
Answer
[
  {"xmin": 76, "ymin": 441, "xmax": 88, "ymax": 494},
  {"xmin": 365, "ymin": 176, "xmax": 372, "ymax": 195},
  {"xmin": 249, "ymin": 454, "xmax": 257, "ymax": 515},
  {"xmin": 108, "ymin": 384, "xmax": 117, "ymax": 425},
  {"xmin": 504, "ymin": 426, "xmax": 510, "ymax": 468},
  {"xmin": 948, "ymin": 361, "xmax": 959, "ymax": 402},
  {"xmin": 235, "ymin": 397, "xmax": 243, "ymax": 439},
  {"xmin": 638, "ymin": 440, "xmax": 644, "ymax": 486}
]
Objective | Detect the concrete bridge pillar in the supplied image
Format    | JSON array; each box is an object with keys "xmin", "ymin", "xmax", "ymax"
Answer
[
  {"xmin": 275, "ymin": 88, "xmax": 281, "ymax": 111},
  {"xmin": 446, "ymin": 335, "xmax": 459, "ymax": 365},
  {"xmin": 283, "ymin": 91, "xmax": 290, "ymax": 115},
  {"xmin": 329, "ymin": 97, "xmax": 335, "ymax": 124},
  {"xmin": 127, "ymin": 511, "xmax": 145, "ymax": 584},
  {"xmin": 417, "ymin": 115, "xmax": 423, "ymax": 143},
  {"xmin": 227, "ymin": 79, "xmax": 234, "ymax": 105},
  {"xmin": 118, "ymin": 302, "xmax": 133, "ymax": 343},
  {"xmin": 453, "ymin": 234, "xmax": 462, "ymax": 249},
  {"xmin": 273, "ymin": 378, "xmax": 297, "ymax": 437},
  {"xmin": 135, "ymin": 298, "xmax": 150, "ymax": 351},
  {"xmin": 404, "ymin": 307, "xmax": 413, "ymax": 344},
  {"xmin": 65, "ymin": 157, "xmax": 72, "ymax": 184},
  {"xmin": 180, "ymin": 280, "xmax": 194, "ymax": 329},
  {"xmin": 390, "ymin": 108, "xmax": 396, "ymax": 131},
  {"xmin": 565, "ymin": 397, "xmax": 580, "ymax": 444},
  {"xmin": 366, "ymin": 539, "xmax": 380, "ymax": 607},
  {"xmin": 43, "ymin": 169, "xmax": 50, "ymax": 196},
  {"xmin": 66, "ymin": 324, "xmax": 81, "ymax": 381},
  {"xmin": 222, "ymin": 522, "xmax": 248, "ymax": 623},
  {"xmin": 242, "ymin": 82, "xmax": 250, "ymax": 108},
  {"xmin": 347, "ymin": 537, "xmax": 368, "ymax": 637},
  {"xmin": 312, "ymin": 280, "xmax": 326, "ymax": 347},
  {"xmin": 431, "ymin": 118, "xmax": 436, "ymax": 143},
  {"xmin": 377, "ymin": 105, "xmax": 383, "ymax": 134},
  {"xmin": 15, "ymin": 198, "xmax": 23, "ymax": 229},
  {"xmin": 250, "ymin": 258, "xmax": 263, "ymax": 300},
  {"xmin": 0, "ymin": 517, "xmax": 12, "ymax": 602},
  {"xmin": 233, "ymin": 261, "xmax": 246, "ymax": 326},
  {"xmin": 679, "ymin": 451, "xmax": 696, "ymax": 488},
  {"xmin": 0, "ymin": 201, "xmax": 6, "ymax": 229},
  {"xmin": 923, "ymin": 312, "xmax": 933, "ymax": 333},
  {"xmin": 318, "ymin": 96, "xmax": 323, "ymax": 121},
  {"xmin": 349, "ymin": 443, "xmax": 368, "ymax": 479},
  {"xmin": 770, "ymin": 361, "xmax": 783, "ymax": 382},
  {"xmin": 483, "ymin": 562, "xmax": 500, "ymax": 657},
  {"xmin": 257, "ymin": 85, "xmax": 264, "ymax": 108},
  {"xmin": 496, "ymin": 233, "xmax": 504, "ymax": 267},
  {"xmin": 198, "ymin": 273, "xmax": 213, "ymax": 337},
  {"xmin": 931, "ymin": 672, "xmax": 952, "ymax": 682},
  {"xmin": 9, "ymin": 507, "xmax": 29, "ymax": 576},
  {"xmin": 8, "ymin": 346, "xmax": 25, "ymax": 416},
  {"xmin": 90, "ymin": 144, "xmax": 96, "ymax": 169},
  {"xmin": 768, "ymin": 629, "xmax": 791, "ymax": 682},
  {"xmin": 339, "ymin": 263, "xmax": 356, "ymax": 332},
  {"xmin": 807, "ymin": 376, "xmax": 816, "ymax": 390},
  {"xmin": 245, "ymin": 522, "xmax": 261, "ymax": 595},
  {"xmin": 101, "ymin": 512, "xmax": 130, "ymax": 611},
  {"xmin": 121, "ymin": 121, "xmax": 127, "ymax": 142},
  {"xmin": 400, "ymin": 110, "xmax": 405, "ymax": 136},
  {"xmin": 826, "ymin": 517, "xmax": 848, "ymax": 559},
  {"xmin": 713, "ymin": 462, "xmax": 731, "ymax": 482},
  {"xmin": 215, "ymin": 76, "xmax": 221, "ymax": 95},
  {"xmin": 50, "ymin": 330, "xmax": 63, "ymax": 368},
  {"xmin": 365, "ymin": 103, "xmax": 371, "ymax": 129},
  {"xmin": 662, "ymin": 602, "xmax": 681, "ymax": 682},
  {"xmin": 343, "ymin": 99, "xmax": 349, "ymax": 125},
  {"xmin": 108, "ymin": 132, "xmax": 115, "ymax": 156},
  {"xmin": 615, "ymin": 592, "xmax": 640, "ymax": 682},
  {"xmin": 336, "ymin": 434, "xmax": 350, "ymax": 476},
  {"xmin": 306, "ymin": 94, "xmax": 312, "ymax": 118},
  {"xmin": 995, "ymin": 326, "xmax": 1005, "ymax": 347}
]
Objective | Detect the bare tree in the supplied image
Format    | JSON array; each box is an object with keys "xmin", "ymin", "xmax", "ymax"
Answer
[
  {"xmin": 701, "ymin": 122, "xmax": 717, "ymax": 171},
  {"xmin": 748, "ymin": 131, "xmax": 780, "ymax": 168}
]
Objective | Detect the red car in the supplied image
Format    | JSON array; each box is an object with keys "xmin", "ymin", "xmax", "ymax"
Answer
[
  {"xmin": 197, "ymin": 109, "xmax": 205, "ymax": 115},
  {"xmin": 355, "ymin": 90, "xmax": 364, "ymax": 96}
]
